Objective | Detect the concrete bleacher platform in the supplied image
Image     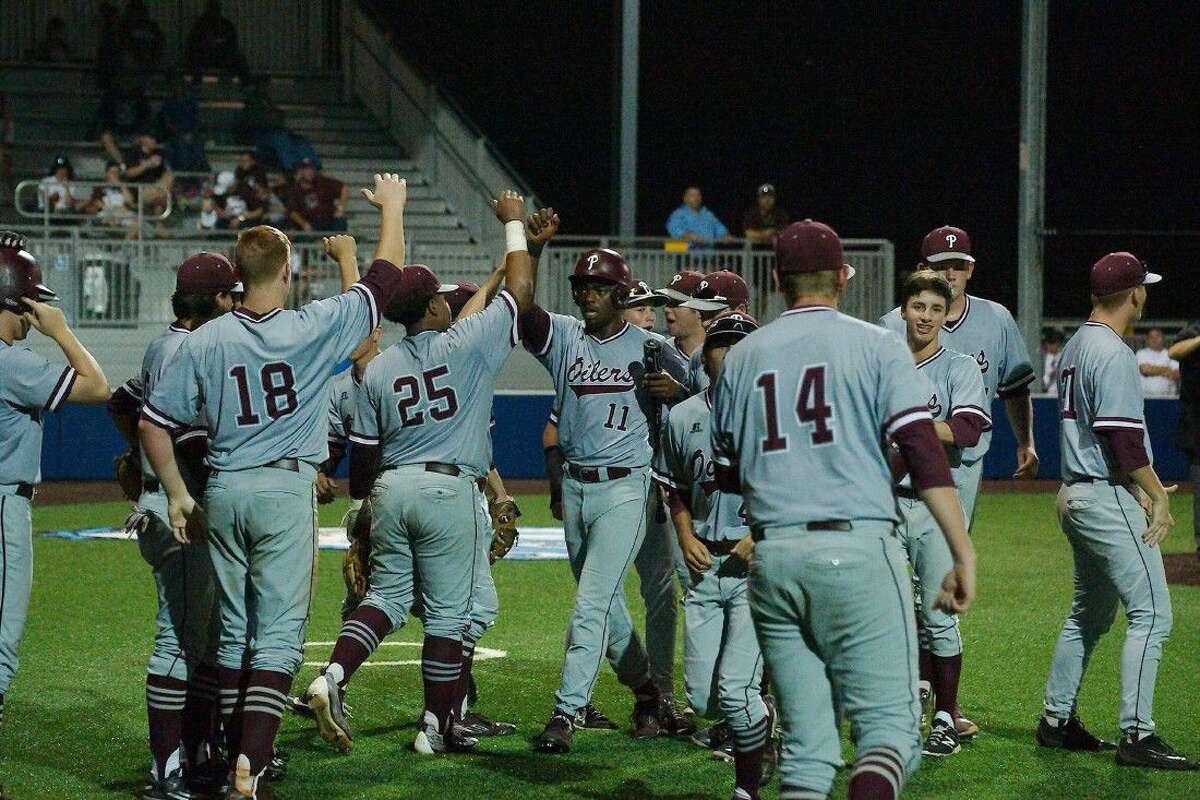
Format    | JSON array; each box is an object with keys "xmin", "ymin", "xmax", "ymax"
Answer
[{"xmin": 2, "ymin": 62, "xmax": 474, "ymax": 246}]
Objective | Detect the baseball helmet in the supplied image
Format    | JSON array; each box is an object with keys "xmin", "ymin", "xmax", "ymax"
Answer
[
  {"xmin": 569, "ymin": 248, "xmax": 636, "ymax": 306},
  {"xmin": 703, "ymin": 309, "xmax": 761, "ymax": 349},
  {"xmin": 625, "ymin": 280, "xmax": 668, "ymax": 308},
  {"xmin": 0, "ymin": 244, "xmax": 58, "ymax": 314}
]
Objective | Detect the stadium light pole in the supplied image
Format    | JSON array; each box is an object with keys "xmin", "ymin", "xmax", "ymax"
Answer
[
  {"xmin": 1018, "ymin": 0, "xmax": 1047, "ymax": 384},
  {"xmin": 612, "ymin": 0, "xmax": 640, "ymax": 240}
]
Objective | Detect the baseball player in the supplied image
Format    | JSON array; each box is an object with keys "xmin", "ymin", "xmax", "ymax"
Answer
[
  {"xmin": 679, "ymin": 270, "xmax": 752, "ymax": 394},
  {"xmin": 655, "ymin": 310, "xmax": 778, "ymax": 800},
  {"xmin": 306, "ymin": 190, "xmax": 535, "ymax": 756},
  {"xmin": 525, "ymin": 245, "xmax": 692, "ymax": 755},
  {"xmin": 0, "ymin": 234, "xmax": 110, "ymax": 800},
  {"xmin": 1039, "ymin": 253, "xmax": 1197, "ymax": 771},
  {"xmin": 893, "ymin": 270, "xmax": 991, "ymax": 758},
  {"xmin": 880, "ymin": 225, "xmax": 1036, "ymax": 737},
  {"xmin": 711, "ymin": 220, "xmax": 976, "ymax": 800},
  {"xmin": 139, "ymin": 174, "xmax": 409, "ymax": 799},
  {"xmin": 107, "ymin": 252, "xmax": 243, "ymax": 799},
  {"xmin": 658, "ymin": 270, "xmax": 707, "ymax": 357},
  {"xmin": 623, "ymin": 280, "xmax": 666, "ymax": 331}
]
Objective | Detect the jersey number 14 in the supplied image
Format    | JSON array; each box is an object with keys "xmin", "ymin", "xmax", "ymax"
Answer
[{"xmin": 755, "ymin": 365, "xmax": 834, "ymax": 452}]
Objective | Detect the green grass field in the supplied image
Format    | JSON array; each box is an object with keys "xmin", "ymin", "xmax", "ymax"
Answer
[{"xmin": 4, "ymin": 490, "xmax": 1199, "ymax": 799}]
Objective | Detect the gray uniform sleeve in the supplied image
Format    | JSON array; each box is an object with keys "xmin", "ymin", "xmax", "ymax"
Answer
[
  {"xmin": 328, "ymin": 385, "xmax": 348, "ymax": 444},
  {"xmin": 997, "ymin": 308, "xmax": 1035, "ymax": 397},
  {"xmin": 948, "ymin": 355, "xmax": 992, "ymax": 429},
  {"xmin": 297, "ymin": 284, "xmax": 378, "ymax": 366},
  {"xmin": 875, "ymin": 333, "xmax": 934, "ymax": 438},
  {"xmin": 654, "ymin": 409, "xmax": 686, "ymax": 490},
  {"xmin": 446, "ymin": 289, "xmax": 520, "ymax": 375},
  {"xmin": 143, "ymin": 338, "xmax": 203, "ymax": 430},
  {"xmin": 348, "ymin": 365, "xmax": 381, "ymax": 447},
  {"xmin": 1, "ymin": 348, "xmax": 77, "ymax": 412},
  {"xmin": 1090, "ymin": 348, "xmax": 1146, "ymax": 433}
]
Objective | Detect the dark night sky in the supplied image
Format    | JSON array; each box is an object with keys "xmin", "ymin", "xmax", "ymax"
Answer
[{"xmin": 383, "ymin": 2, "xmax": 1199, "ymax": 319}]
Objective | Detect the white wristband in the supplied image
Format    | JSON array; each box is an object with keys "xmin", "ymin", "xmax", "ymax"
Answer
[{"xmin": 504, "ymin": 220, "xmax": 527, "ymax": 254}]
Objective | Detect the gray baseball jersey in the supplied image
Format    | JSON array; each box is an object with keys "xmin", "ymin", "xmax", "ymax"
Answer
[
  {"xmin": 907, "ymin": 346, "xmax": 991, "ymax": 483},
  {"xmin": 0, "ymin": 341, "xmax": 75, "ymax": 485},
  {"xmin": 327, "ymin": 367, "xmax": 358, "ymax": 453},
  {"xmin": 712, "ymin": 306, "xmax": 932, "ymax": 527},
  {"xmin": 349, "ymin": 290, "xmax": 519, "ymax": 478},
  {"xmin": 128, "ymin": 324, "xmax": 209, "ymax": 477},
  {"xmin": 1056, "ymin": 321, "xmax": 1153, "ymax": 483},
  {"xmin": 656, "ymin": 391, "xmax": 747, "ymax": 542},
  {"xmin": 144, "ymin": 283, "xmax": 381, "ymax": 470},
  {"xmin": 688, "ymin": 348, "xmax": 708, "ymax": 394},
  {"xmin": 881, "ymin": 294, "xmax": 1034, "ymax": 462},
  {"xmin": 524, "ymin": 307, "xmax": 688, "ymax": 467}
]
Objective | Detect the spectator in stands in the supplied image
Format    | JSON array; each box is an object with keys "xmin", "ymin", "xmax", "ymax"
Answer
[
  {"xmin": 287, "ymin": 158, "xmax": 348, "ymax": 233},
  {"xmin": 31, "ymin": 16, "xmax": 72, "ymax": 63},
  {"xmin": 123, "ymin": 133, "xmax": 174, "ymax": 216},
  {"xmin": 197, "ymin": 189, "xmax": 219, "ymax": 234},
  {"xmin": 234, "ymin": 150, "xmax": 269, "ymax": 194},
  {"xmin": 97, "ymin": 75, "xmax": 152, "ymax": 165},
  {"xmin": 83, "ymin": 161, "xmax": 138, "ymax": 237},
  {"xmin": 121, "ymin": 0, "xmax": 165, "ymax": 71},
  {"xmin": 1168, "ymin": 321, "xmax": 1200, "ymax": 554},
  {"xmin": 186, "ymin": 0, "xmax": 250, "ymax": 83},
  {"xmin": 666, "ymin": 185, "xmax": 734, "ymax": 248},
  {"xmin": 1137, "ymin": 327, "xmax": 1180, "ymax": 397},
  {"xmin": 742, "ymin": 183, "xmax": 790, "ymax": 242},
  {"xmin": 235, "ymin": 80, "xmax": 286, "ymax": 145},
  {"xmin": 1041, "ymin": 327, "xmax": 1064, "ymax": 395},
  {"xmin": 37, "ymin": 156, "xmax": 87, "ymax": 218}
]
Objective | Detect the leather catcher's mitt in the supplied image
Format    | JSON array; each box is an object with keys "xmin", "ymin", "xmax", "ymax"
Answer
[
  {"xmin": 115, "ymin": 448, "xmax": 143, "ymax": 502},
  {"xmin": 488, "ymin": 498, "xmax": 521, "ymax": 564}
]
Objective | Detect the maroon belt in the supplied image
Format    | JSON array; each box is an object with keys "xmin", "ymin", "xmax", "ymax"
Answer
[{"xmin": 566, "ymin": 464, "xmax": 633, "ymax": 483}]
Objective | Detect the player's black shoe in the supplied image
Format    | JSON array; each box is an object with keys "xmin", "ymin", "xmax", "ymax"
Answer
[
  {"xmin": 692, "ymin": 719, "xmax": 735, "ymax": 761},
  {"xmin": 534, "ymin": 710, "xmax": 575, "ymax": 754},
  {"xmin": 305, "ymin": 673, "xmax": 353, "ymax": 753},
  {"xmin": 142, "ymin": 768, "xmax": 200, "ymax": 800},
  {"xmin": 265, "ymin": 748, "xmax": 288, "ymax": 782},
  {"xmin": 1036, "ymin": 715, "xmax": 1115, "ymax": 752},
  {"xmin": 186, "ymin": 758, "xmax": 230, "ymax": 796},
  {"xmin": 415, "ymin": 712, "xmax": 480, "ymax": 755},
  {"xmin": 658, "ymin": 695, "xmax": 697, "ymax": 737},
  {"xmin": 631, "ymin": 696, "xmax": 663, "ymax": 739},
  {"xmin": 922, "ymin": 718, "xmax": 962, "ymax": 757},
  {"xmin": 575, "ymin": 702, "xmax": 618, "ymax": 730},
  {"xmin": 457, "ymin": 711, "xmax": 517, "ymax": 737},
  {"xmin": 1116, "ymin": 733, "xmax": 1200, "ymax": 770}
]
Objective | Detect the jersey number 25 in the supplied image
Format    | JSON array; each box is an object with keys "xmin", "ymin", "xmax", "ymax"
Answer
[
  {"xmin": 755, "ymin": 365, "xmax": 834, "ymax": 452},
  {"xmin": 394, "ymin": 365, "xmax": 460, "ymax": 428}
]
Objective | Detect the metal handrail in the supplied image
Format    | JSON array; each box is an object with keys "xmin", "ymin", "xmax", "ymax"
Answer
[{"xmin": 14, "ymin": 178, "xmax": 174, "ymax": 233}]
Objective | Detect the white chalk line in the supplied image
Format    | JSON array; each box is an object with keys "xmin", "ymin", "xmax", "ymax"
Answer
[{"xmin": 301, "ymin": 640, "xmax": 507, "ymax": 668}]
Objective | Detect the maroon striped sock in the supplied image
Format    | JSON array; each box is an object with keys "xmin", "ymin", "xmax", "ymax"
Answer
[
  {"xmin": 182, "ymin": 664, "xmax": 220, "ymax": 766},
  {"xmin": 217, "ymin": 667, "xmax": 248, "ymax": 761},
  {"xmin": 918, "ymin": 647, "xmax": 934, "ymax": 685},
  {"xmin": 455, "ymin": 644, "xmax": 476, "ymax": 720},
  {"xmin": 849, "ymin": 747, "xmax": 904, "ymax": 800},
  {"xmin": 932, "ymin": 653, "xmax": 963, "ymax": 716},
  {"xmin": 238, "ymin": 670, "xmax": 292, "ymax": 776},
  {"xmin": 328, "ymin": 605, "xmax": 392, "ymax": 686},
  {"xmin": 421, "ymin": 635, "xmax": 462, "ymax": 733},
  {"xmin": 146, "ymin": 674, "xmax": 187, "ymax": 779}
]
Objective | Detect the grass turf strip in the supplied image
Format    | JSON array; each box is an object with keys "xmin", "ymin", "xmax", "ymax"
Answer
[{"xmin": 3, "ymin": 491, "xmax": 1197, "ymax": 798}]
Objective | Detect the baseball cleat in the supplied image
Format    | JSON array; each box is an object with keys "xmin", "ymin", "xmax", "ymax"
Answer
[
  {"xmin": 692, "ymin": 719, "xmax": 735, "ymax": 761},
  {"xmin": 575, "ymin": 702, "xmax": 618, "ymax": 730},
  {"xmin": 658, "ymin": 695, "xmax": 697, "ymax": 737},
  {"xmin": 265, "ymin": 748, "xmax": 288, "ymax": 782},
  {"xmin": 922, "ymin": 717, "xmax": 962, "ymax": 757},
  {"xmin": 918, "ymin": 681, "xmax": 933, "ymax": 732},
  {"xmin": 305, "ymin": 673, "xmax": 353, "ymax": 753},
  {"xmin": 287, "ymin": 695, "xmax": 315, "ymax": 719},
  {"xmin": 534, "ymin": 710, "xmax": 576, "ymax": 754},
  {"xmin": 952, "ymin": 710, "xmax": 979, "ymax": 738},
  {"xmin": 415, "ymin": 712, "xmax": 480, "ymax": 755},
  {"xmin": 228, "ymin": 754, "xmax": 257, "ymax": 799},
  {"xmin": 186, "ymin": 758, "xmax": 230, "ymax": 796},
  {"xmin": 457, "ymin": 711, "xmax": 517, "ymax": 737},
  {"xmin": 1116, "ymin": 734, "xmax": 1200, "ymax": 771},
  {"xmin": 631, "ymin": 696, "xmax": 663, "ymax": 739},
  {"xmin": 1036, "ymin": 715, "xmax": 1116, "ymax": 751},
  {"xmin": 141, "ymin": 768, "xmax": 200, "ymax": 800}
]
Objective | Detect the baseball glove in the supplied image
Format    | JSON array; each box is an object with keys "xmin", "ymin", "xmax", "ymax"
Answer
[
  {"xmin": 488, "ymin": 498, "xmax": 521, "ymax": 564},
  {"xmin": 115, "ymin": 448, "xmax": 143, "ymax": 502},
  {"xmin": 342, "ymin": 536, "xmax": 370, "ymax": 604}
]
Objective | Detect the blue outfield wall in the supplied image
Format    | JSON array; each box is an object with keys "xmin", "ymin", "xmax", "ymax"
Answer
[{"xmin": 41, "ymin": 395, "xmax": 1189, "ymax": 483}]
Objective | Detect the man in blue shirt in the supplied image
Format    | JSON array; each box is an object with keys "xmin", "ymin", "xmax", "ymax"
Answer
[{"xmin": 666, "ymin": 186, "xmax": 734, "ymax": 249}]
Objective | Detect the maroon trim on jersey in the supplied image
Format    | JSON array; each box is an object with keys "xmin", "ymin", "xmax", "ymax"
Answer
[
  {"xmin": 141, "ymin": 402, "xmax": 184, "ymax": 431},
  {"xmin": 942, "ymin": 294, "xmax": 971, "ymax": 333},
  {"xmin": 882, "ymin": 405, "xmax": 933, "ymax": 438},
  {"xmin": 651, "ymin": 466, "xmax": 678, "ymax": 490},
  {"xmin": 915, "ymin": 347, "xmax": 945, "ymax": 370},
  {"xmin": 1092, "ymin": 415, "xmax": 1145, "ymax": 432},
  {"xmin": 497, "ymin": 289, "xmax": 520, "ymax": 345},
  {"xmin": 996, "ymin": 371, "xmax": 1034, "ymax": 399},
  {"xmin": 46, "ymin": 367, "xmax": 77, "ymax": 412},
  {"xmin": 107, "ymin": 383, "xmax": 140, "ymax": 417},
  {"xmin": 893, "ymin": 418, "xmax": 954, "ymax": 490},
  {"xmin": 569, "ymin": 382, "xmax": 635, "ymax": 397},
  {"xmin": 168, "ymin": 322, "xmax": 190, "ymax": 334},
  {"xmin": 589, "ymin": 322, "xmax": 630, "ymax": 344},
  {"xmin": 667, "ymin": 487, "xmax": 689, "ymax": 515},
  {"xmin": 233, "ymin": 306, "xmax": 283, "ymax": 323},
  {"xmin": 519, "ymin": 304, "xmax": 553, "ymax": 356},
  {"xmin": 780, "ymin": 304, "xmax": 835, "ymax": 318},
  {"xmin": 358, "ymin": 259, "xmax": 405, "ymax": 329},
  {"xmin": 946, "ymin": 413, "xmax": 986, "ymax": 450},
  {"xmin": 349, "ymin": 443, "xmax": 381, "ymax": 500},
  {"xmin": 1083, "ymin": 320, "xmax": 1119, "ymax": 336},
  {"xmin": 1096, "ymin": 427, "xmax": 1150, "ymax": 473}
]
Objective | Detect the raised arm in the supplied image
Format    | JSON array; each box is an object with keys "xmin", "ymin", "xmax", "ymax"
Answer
[
  {"xmin": 324, "ymin": 234, "xmax": 360, "ymax": 292},
  {"xmin": 360, "ymin": 173, "xmax": 407, "ymax": 269},
  {"xmin": 22, "ymin": 300, "xmax": 109, "ymax": 403},
  {"xmin": 493, "ymin": 190, "xmax": 535, "ymax": 312},
  {"xmin": 456, "ymin": 261, "xmax": 505, "ymax": 322},
  {"xmin": 1168, "ymin": 332, "xmax": 1200, "ymax": 361}
]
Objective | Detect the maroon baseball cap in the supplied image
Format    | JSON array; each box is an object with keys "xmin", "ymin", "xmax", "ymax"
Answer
[
  {"xmin": 400, "ymin": 264, "xmax": 458, "ymax": 298},
  {"xmin": 657, "ymin": 270, "xmax": 705, "ymax": 303},
  {"xmin": 682, "ymin": 270, "xmax": 752, "ymax": 311},
  {"xmin": 921, "ymin": 225, "xmax": 975, "ymax": 264},
  {"xmin": 445, "ymin": 281, "xmax": 480, "ymax": 318},
  {"xmin": 1089, "ymin": 252, "xmax": 1162, "ymax": 296},
  {"xmin": 774, "ymin": 219, "xmax": 855, "ymax": 278},
  {"xmin": 176, "ymin": 252, "xmax": 242, "ymax": 293}
]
